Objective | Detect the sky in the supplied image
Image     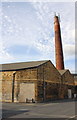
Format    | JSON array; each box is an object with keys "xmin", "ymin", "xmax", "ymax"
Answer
[{"xmin": 0, "ymin": 1, "xmax": 75, "ymax": 73}]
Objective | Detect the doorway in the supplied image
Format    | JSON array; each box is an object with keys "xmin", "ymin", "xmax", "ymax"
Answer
[
  {"xmin": 19, "ymin": 83, "xmax": 35, "ymax": 102},
  {"xmin": 68, "ymin": 89, "xmax": 72, "ymax": 98}
]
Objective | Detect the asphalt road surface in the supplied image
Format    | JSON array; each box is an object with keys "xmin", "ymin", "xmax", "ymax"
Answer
[{"xmin": 1, "ymin": 99, "xmax": 77, "ymax": 120}]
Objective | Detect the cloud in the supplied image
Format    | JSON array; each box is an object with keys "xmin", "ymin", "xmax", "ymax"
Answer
[
  {"xmin": 0, "ymin": 43, "xmax": 15, "ymax": 63},
  {"xmin": 64, "ymin": 44, "xmax": 75, "ymax": 59},
  {"xmin": 32, "ymin": 3, "xmax": 75, "ymax": 55},
  {"xmin": 1, "ymin": 0, "xmax": 75, "ymax": 2},
  {"xmin": 2, "ymin": 2, "xmax": 54, "ymax": 61},
  {"xmin": 65, "ymin": 61, "xmax": 75, "ymax": 73},
  {"xmin": 1, "ymin": 2, "xmax": 75, "ymax": 73}
]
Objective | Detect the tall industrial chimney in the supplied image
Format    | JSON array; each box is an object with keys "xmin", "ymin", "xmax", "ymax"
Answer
[{"xmin": 54, "ymin": 15, "xmax": 64, "ymax": 70}]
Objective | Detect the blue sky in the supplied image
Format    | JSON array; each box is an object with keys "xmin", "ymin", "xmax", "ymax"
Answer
[{"xmin": 0, "ymin": 2, "xmax": 75, "ymax": 73}]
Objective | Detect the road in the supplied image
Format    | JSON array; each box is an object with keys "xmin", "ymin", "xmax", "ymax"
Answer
[{"xmin": 1, "ymin": 99, "xmax": 77, "ymax": 120}]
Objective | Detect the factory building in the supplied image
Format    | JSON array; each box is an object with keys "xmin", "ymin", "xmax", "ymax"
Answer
[
  {"xmin": 58, "ymin": 70, "xmax": 74, "ymax": 99},
  {"xmin": 0, "ymin": 60, "xmax": 74, "ymax": 103},
  {"xmin": 0, "ymin": 60, "xmax": 62, "ymax": 102}
]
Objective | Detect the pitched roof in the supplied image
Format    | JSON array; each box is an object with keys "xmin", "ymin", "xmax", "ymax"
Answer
[
  {"xmin": 0, "ymin": 60, "xmax": 49, "ymax": 71},
  {"xmin": 58, "ymin": 70, "xmax": 69, "ymax": 75}
]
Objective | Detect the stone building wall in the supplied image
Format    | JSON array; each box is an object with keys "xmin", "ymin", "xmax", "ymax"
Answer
[
  {"xmin": 0, "ymin": 61, "xmax": 75, "ymax": 102},
  {"xmin": 12, "ymin": 61, "xmax": 62, "ymax": 102},
  {"xmin": 14, "ymin": 68, "xmax": 37, "ymax": 102},
  {"xmin": 0, "ymin": 68, "xmax": 38, "ymax": 102},
  {"xmin": 37, "ymin": 61, "xmax": 61, "ymax": 102},
  {"xmin": 62, "ymin": 71, "xmax": 74, "ymax": 85},
  {"xmin": 60, "ymin": 71, "xmax": 74, "ymax": 99},
  {"xmin": 1, "ymin": 71, "xmax": 15, "ymax": 102}
]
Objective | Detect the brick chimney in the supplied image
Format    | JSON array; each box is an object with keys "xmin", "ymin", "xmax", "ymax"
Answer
[{"xmin": 54, "ymin": 15, "xmax": 64, "ymax": 70}]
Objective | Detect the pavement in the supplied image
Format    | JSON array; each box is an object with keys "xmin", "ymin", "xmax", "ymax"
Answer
[{"xmin": 1, "ymin": 99, "xmax": 77, "ymax": 120}]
